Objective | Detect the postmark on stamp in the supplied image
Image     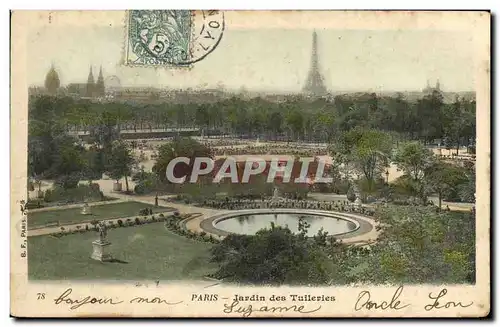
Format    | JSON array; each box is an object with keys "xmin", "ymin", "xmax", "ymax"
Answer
[{"xmin": 124, "ymin": 10, "xmax": 224, "ymax": 67}]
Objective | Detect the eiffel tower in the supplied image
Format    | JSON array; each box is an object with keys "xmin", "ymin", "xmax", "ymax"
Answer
[{"xmin": 302, "ymin": 31, "xmax": 328, "ymax": 96}]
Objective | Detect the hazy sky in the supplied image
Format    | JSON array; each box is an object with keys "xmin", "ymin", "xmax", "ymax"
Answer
[{"xmin": 27, "ymin": 14, "xmax": 476, "ymax": 92}]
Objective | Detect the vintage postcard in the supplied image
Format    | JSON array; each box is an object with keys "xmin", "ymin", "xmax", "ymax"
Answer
[{"xmin": 11, "ymin": 10, "xmax": 490, "ymax": 318}]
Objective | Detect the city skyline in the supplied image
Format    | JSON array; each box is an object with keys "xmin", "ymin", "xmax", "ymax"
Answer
[
  {"xmin": 34, "ymin": 63, "xmax": 467, "ymax": 95},
  {"xmin": 28, "ymin": 24, "xmax": 477, "ymax": 93}
]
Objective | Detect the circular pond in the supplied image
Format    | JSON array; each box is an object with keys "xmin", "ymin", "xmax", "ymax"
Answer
[{"xmin": 211, "ymin": 210, "xmax": 359, "ymax": 237}]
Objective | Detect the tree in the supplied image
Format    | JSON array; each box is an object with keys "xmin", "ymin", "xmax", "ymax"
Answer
[
  {"xmin": 44, "ymin": 135, "xmax": 87, "ymax": 189},
  {"xmin": 333, "ymin": 128, "xmax": 393, "ymax": 194},
  {"xmin": 393, "ymin": 141, "xmax": 436, "ymax": 201},
  {"xmin": 284, "ymin": 107, "xmax": 304, "ymax": 141},
  {"xmin": 88, "ymin": 110, "xmax": 120, "ymax": 153},
  {"xmin": 314, "ymin": 110, "xmax": 335, "ymax": 142},
  {"xmin": 81, "ymin": 146, "xmax": 105, "ymax": 185},
  {"xmin": 441, "ymin": 97, "xmax": 476, "ymax": 155},
  {"xmin": 415, "ymin": 90, "xmax": 445, "ymax": 142},
  {"xmin": 152, "ymin": 137, "xmax": 213, "ymax": 184},
  {"xmin": 267, "ymin": 112, "xmax": 283, "ymax": 140},
  {"xmin": 371, "ymin": 205, "xmax": 475, "ymax": 284},
  {"xmin": 133, "ymin": 171, "xmax": 163, "ymax": 195},
  {"xmin": 106, "ymin": 141, "xmax": 136, "ymax": 192},
  {"xmin": 443, "ymin": 98, "xmax": 467, "ymax": 154},
  {"xmin": 425, "ymin": 161, "xmax": 468, "ymax": 208},
  {"xmin": 394, "ymin": 142, "xmax": 435, "ymax": 181},
  {"xmin": 28, "ymin": 96, "xmax": 73, "ymax": 179},
  {"xmin": 458, "ymin": 163, "xmax": 476, "ymax": 203}
]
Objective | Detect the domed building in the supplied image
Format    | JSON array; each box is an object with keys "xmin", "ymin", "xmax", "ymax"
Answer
[{"xmin": 44, "ymin": 64, "xmax": 60, "ymax": 95}]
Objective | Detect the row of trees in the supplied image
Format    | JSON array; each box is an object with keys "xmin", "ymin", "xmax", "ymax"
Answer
[
  {"xmin": 28, "ymin": 96, "xmax": 135, "ymax": 191},
  {"xmin": 30, "ymin": 90, "xmax": 476, "ymax": 148}
]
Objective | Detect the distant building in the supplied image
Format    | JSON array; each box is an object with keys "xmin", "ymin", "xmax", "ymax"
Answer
[
  {"xmin": 302, "ymin": 31, "xmax": 328, "ymax": 97},
  {"xmin": 422, "ymin": 79, "xmax": 442, "ymax": 94},
  {"xmin": 115, "ymin": 87, "xmax": 160, "ymax": 101},
  {"xmin": 86, "ymin": 66, "xmax": 95, "ymax": 98},
  {"xmin": 84, "ymin": 66, "xmax": 105, "ymax": 98},
  {"xmin": 65, "ymin": 65, "xmax": 106, "ymax": 99},
  {"xmin": 44, "ymin": 64, "xmax": 61, "ymax": 95},
  {"xmin": 96, "ymin": 66, "xmax": 105, "ymax": 97}
]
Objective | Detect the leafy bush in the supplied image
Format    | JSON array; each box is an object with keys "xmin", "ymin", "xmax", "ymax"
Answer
[
  {"xmin": 42, "ymin": 184, "xmax": 105, "ymax": 204},
  {"xmin": 210, "ymin": 225, "xmax": 334, "ymax": 285},
  {"xmin": 334, "ymin": 179, "xmax": 350, "ymax": 195},
  {"xmin": 134, "ymin": 174, "xmax": 158, "ymax": 195},
  {"xmin": 43, "ymin": 190, "xmax": 51, "ymax": 202},
  {"xmin": 140, "ymin": 208, "xmax": 153, "ymax": 216},
  {"xmin": 134, "ymin": 182, "xmax": 148, "ymax": 195},
  {"xmin": 117, "ymin": 219, "xmax": 123, "ymax": 227},
  {"xmin": 54, "ymin": 173, "xmax": 81, "ymax": 189},
  {"xmin": 135, "ymin": 217, "xmax": 141, "ymax": 225},
  {"xmin": 25, "ymin": 200, "xmax": 44, "ymax": 209}
]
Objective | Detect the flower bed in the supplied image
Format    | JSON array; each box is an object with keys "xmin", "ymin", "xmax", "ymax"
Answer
[
  {"xmin": 49, "ymin": 213, "xmax": 173, "ymax": 238},
  {"xmin": 165, "ymin": 214, "xmax": 220, "ymax": 244}
]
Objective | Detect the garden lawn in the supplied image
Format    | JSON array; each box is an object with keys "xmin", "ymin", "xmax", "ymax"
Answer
[
  {"xmin": 28, "ymin": 201, "xmax": 175, "ymax": 229},
  {"xmin": 28, "ymin": 222, "xmax": 217, "ymax": 280}
]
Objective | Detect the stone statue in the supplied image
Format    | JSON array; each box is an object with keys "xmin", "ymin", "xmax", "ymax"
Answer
[
  {"xmin": 354, "ymin": 195, "xmax": 363, "ymax": 207},
  {"xmin": 81, "ymin": 202, "xmax": 91, "ymax": 215},
  {"xmin": 97, "ymin": 222, "xmax": 108, "ymax": 243},
  {"xmin": 350, "ymin": 183, "xmax": 363, "ymax": 207},
  {"xmin": 91, "ymin": 222, "xmax": 112, "ymax": 262},
  {"xmin": 272, "ymin": 187, "xmax": 280, "ymax": 200}
]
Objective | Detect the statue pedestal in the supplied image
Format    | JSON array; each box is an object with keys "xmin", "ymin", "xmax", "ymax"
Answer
[{"xmin": 91, "ymin": 240, "xmax": 113, "ymax": 262}]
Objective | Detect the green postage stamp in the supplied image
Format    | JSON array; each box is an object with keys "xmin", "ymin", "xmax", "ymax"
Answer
[{"xmin": 124, "ymin": 10, "xmax": 224, "ymax": 66}]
